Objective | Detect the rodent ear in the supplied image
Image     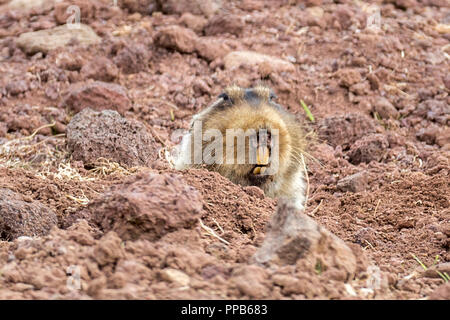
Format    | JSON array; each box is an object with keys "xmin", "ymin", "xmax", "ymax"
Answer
[{"xmin": 224, "ymin": 85, "xmax": 244, "ymax": 102}]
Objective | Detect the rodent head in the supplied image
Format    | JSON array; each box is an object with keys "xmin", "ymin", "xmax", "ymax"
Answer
[{"xmin": 183, "ymin": 84, "xmax": 307, "ymax": 198}]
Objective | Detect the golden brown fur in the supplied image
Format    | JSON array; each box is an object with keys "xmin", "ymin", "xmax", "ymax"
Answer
[{"xmin": 174, "ymin": 85, "xmax": 308, "ymax": 208}]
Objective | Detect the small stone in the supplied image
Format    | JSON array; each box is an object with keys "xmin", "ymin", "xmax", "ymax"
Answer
[
  {"xmin": 194, "ymin": 37, "xmax": 231, "ymax": 62},
  {"xmin": 429, "ymin": 283, "xmax": 450, "ymax": 300},
  {"xmin": 192, "ymin": 78, "xmax": 211, "ymax": 95},
  {"xmin": 0, "ymin": 122, "xmax": 7, "ymax": 137},
  {"xmin": 6, "ymin": 80, "xmax": 28, "ymax": 96},
  {"xmin": 436, "ymin": 127, "xmax": 450, "ymax": 147},
  {"xmin": 336, "ymin": 68, "xmax": 362, "ymax": 88},
  {"xmin": 367, "ymin": 73, "xmax": 380, "ymax": 90},
  {"xmin": 54, "ymin": 51, "xmax": 84, "ymax": 71},
  {"xmin": 333, "ymin": 5, "xmax": 354, "ymax": 30},
  {"xmin": 304, "ymin": 0, "xmax": 324, "ymax": 6},
  {"xmin": 153, "ymin": 25, "xmax": 197, "ymax": 53},
  {"xmin": 120, "ymin": 0, "xmax": 159, "ymax": 15},
  {"xmin": 354, "ymin": 227, "xmax": 377, "ymax": 247},
  {"xmin": 66, "ymin": 108, "xmax": 157, "ymax": 167},
  {"xmin": 224, "ymin": 51, "xmax": 295, "ymax": 73},
  {"xmin": 179, "ymin": 13, "xmax": 208, "ymax": 33},
  {"xmin": 305, "ymin": 6, "xmax": 326, "ymax": 28},
  {"xmin": 160, "ymin": 0, "xmax": 221, "ymax": 18},
  {"xmin": 61, "ymin": 81, "xmax": 131, "ymax": 115},
  {"xmin": 349, "ymin": 81, "xmax": 370, "ymax": 96},
  {"xmin": 416, "ymin": 126, "xmax": 440, "ymax": 145},
  {"xmin": 239, "ymin": 0, "xmax": 265, "ymax": 11},
  {"xmin": 160, "ymin": 268, "xmax": 190, "ymax": 286},
  {"xmin": 54, "ymin": 0, "xmax": 96, "ymax": 25},
  {"xmin": 415, "ymin": 99, "xmax": 449, "ymax": 125},
  {"xmin": 93, "ymin": 232, "xmax": 124, "ymax": 266},
  {"xmin": 337, "ymin": 171, "xmax": 368, "ymax": 193},
  {"xmin": 16, "ymin": 24, "xmax": 101, "ymax": 54},
  {"xmin": 88, "ymin": 172, "xmax": 203, "ymax": 241},
  {"xmin": 443, "ymin": 75, "xmax": 450, "ymax": 91},
  {"xmin": 374, "ymin": 96, "xmax": 399, "ymax": 119},
  {"xmin": 396, "ymin": 218, "xmax": 415, "ymax": 230},
  {"xmin": 231, "ymin": 265, "xmax": 269, "ymax": 299},
  {"xmin": 348, "ymin": 134, "xmax": 389, "ymax": 164},
  {"xmin": 8, "ymin": 0, "xmax": 53, "ymax": 11},
  {"xmin": 204, "ymin": 14, "xmax": 244, "ymax": 36}
]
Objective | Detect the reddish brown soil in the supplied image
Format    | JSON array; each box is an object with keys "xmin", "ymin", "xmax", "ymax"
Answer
[{"xmin": 0, "ymin": 0, "xmax": 449, "ymax": 299}]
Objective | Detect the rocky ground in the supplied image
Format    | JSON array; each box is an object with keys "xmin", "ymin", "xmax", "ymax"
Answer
[{"xmin": 0, "ymin": 0, "xmax": 449, "ymax": 299}]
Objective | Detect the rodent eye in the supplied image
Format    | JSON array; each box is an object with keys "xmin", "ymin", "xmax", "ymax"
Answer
[
  {"xmin": 218, "ymin": 93, "xmax": 229, "ymax": 101},
  {"xmin": 269, "ymin": 92, "xmax": 277, "ymax": 101}
]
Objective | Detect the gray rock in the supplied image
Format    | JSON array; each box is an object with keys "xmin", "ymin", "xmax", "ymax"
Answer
[
  {"xmin": 0, "ymin": 188, "xmax": 57, "ymax": 241},
  {"xmin": 66, "ymin": 108, "xmax": 157, "ymax": 167},
  {"xmin": 253, "ymin": 200, "xmax": 356, "ymax": 280},
  {"xmin": 88, "ymin": 172, "xmax": 203, "ymax": 241},
  {"xmin": 348, "ymin": 133, "xmax": 389, "ymax": 164}
]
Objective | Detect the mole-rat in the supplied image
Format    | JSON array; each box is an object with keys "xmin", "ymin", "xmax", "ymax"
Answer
[{"xmin": 173, "ymin": 84, "xmax": 308, "ymax": 209}]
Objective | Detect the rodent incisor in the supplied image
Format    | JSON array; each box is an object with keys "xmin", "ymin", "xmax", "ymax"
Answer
[{"xmin": 174, "ymin": 84, "xmax": 308, "ymax": 209}]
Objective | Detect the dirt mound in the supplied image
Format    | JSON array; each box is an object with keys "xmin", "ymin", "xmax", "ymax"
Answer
[
  {"xmin": 204, "ymin": 14, "xmax": 244, "ymax": 36},
  {"xmin": 87, "ymin": 172, "xmax": 203, "ymax": 241},
  {"xmin": 66, "ymin": 108, "xmax": 158, "ymax": 167},
  {"xmin": 179, "ymin": 169, "xmax": 276, "ymax": 244},
  {"xmin": 54, "ymin": 0, "xmax": 96, "ymax": 25},
  {"xmin": 317, "ymin": 114, "xmax": 377, "ymax": 149},
  {"xmin": 0, "ymin": 196, "xmax": 369, "ymax": 300},
  {"xmin": 0, "ymin": 221, "xmax": 124, "ymax": 299},
  {"xmin": 0, "ymin": 164, "xmax": 125, "ymax": 227},
  {"xmin": 153, "ymin": 25, "xmax": 231, "ymax": 62},
  {"xmin": 336, "ymin": 171, "xmax": 369, "ymax": 193}
]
